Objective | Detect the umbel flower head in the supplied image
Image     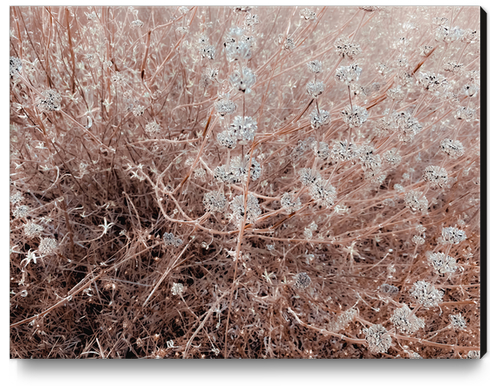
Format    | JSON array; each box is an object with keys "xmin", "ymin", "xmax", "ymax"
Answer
[
  {"xmin": 230, "ymin": 194, "xmax": 261, "ymax": 224},
  {"xmin": 224, "ymin": 27, "xmax": 253, "ymax": 62},
  {"xmin": 341, "ymin": 105, "xmax": 368, "ymax": 128},
  {"xmin": 335, "ymin": 64, "xmax": 362, "ymax": 84},
  {"xmin": 363, "ymin": 324, "xmax": 392, "ymax": 354},
  {"xmin": 37, "ymin": 89, "xmax": 62, "ymax": 112},
  {"xmin": 229, "ymin": 66, "xmax": 256, "ymax": 93}
]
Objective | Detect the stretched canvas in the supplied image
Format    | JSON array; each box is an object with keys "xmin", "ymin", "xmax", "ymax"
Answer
[{"xmin": 9, "ymin": 5, "xmax": 483, "ymax": 359}]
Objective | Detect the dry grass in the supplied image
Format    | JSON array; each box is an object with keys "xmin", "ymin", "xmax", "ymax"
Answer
[{"xmin": 9, "ymin": 6, "xmax": 480, "ymax": 359}]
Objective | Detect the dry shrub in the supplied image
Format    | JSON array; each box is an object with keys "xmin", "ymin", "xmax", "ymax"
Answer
[{"xmin": 10, "ymin": 6, "xmax": 481, "ymax": 359}]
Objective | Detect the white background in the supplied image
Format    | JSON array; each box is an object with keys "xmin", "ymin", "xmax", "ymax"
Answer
[{"xmin": 3, "ymin": 1, "xmax": 488, "ymax": 385}]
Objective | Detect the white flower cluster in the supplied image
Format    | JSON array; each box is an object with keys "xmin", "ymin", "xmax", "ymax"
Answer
[
  {"xmin": 440, "ymin": 227, "xmax": 467, "ymax": 245},
  {"xmin": 440, "ymin": 138, "xmax": 464, "ymax": 159},
  {"xmin": 341, "ymin": 105, "xmax": 368, "ymax": 128},
  {"xmin": 334, "ymin": 37, "xmax": 361, "ymax": 59},
  {"xmin": 224, "ymin": 27, "xmax": 253, "ymax": 62},
  {"xmin": 203, "ymin": 191, "xmax": 228, "ymax": 213},
  {"xmin": 404, "ymin": 191, "xmax": 429, "ymax": 212},
  {"xmin": 37, "ymin": 89, "xmax": 62, "ymax": 112},
  {"xmin": 423, "ymin": 165, "xmax": 448, "ymax": 189},
  {"xmin": 38, "ymin": 237, "xmax": 58, "ymax": 256},
  {"xmin": 281, "ymin": 192, "xmax": 301, "ymax": 214},
  {"xmin": 230, "ymin": 194, "xmax": 261, "ymax": 224},
  {"xmin": 363, "ymin": 324, "xmax": 392, "ymax": 354},
  {"xmin": 335, "ymin": 64, "xmax": 362, "ymax": 85},
  {"xmin": 390, "ymin": 304, "xmax": 425, "ymax": 334},
  {"xmin": 410, "ymin": 280, "xmax": 444, "ymax": 308},
  {"xmin": 427, "ymin": 252, "xmax": 457, "ymax": 275},
  {"xmin": 229, "ymin": 67, "xmax": 256, "ymax": 93}
]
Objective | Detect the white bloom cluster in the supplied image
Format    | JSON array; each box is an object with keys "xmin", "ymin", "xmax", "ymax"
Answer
[
  {"xmin": 229, "ymin": 67, "xmax": 256, "ymax": 93},
  {"xmin": 410, "ymin": 280, "xmax": 444, "ymax": 308},
  {"xmin": 390, "ymin": 304, "xmax": 425, "ymax": 334},
  {"xmin": 363, "ymin": 324, "xmax": 392, "ymax": 354},
  {"xmin": 37, "ymin": 89, "xmax": 62, "ymax": 112},
  {"xmin": 427, "ymin": 252, "xmax": 457, "ymax": 275},
  {"xmin": 230, "ymin": 194, "xmax": 261, "ymax": 224},
  {"xmin": 203, "ymin": 191, "xmax": 228, "ymax": 213},
  {"xmin": 341, "ymin": 105, "xmax": 368, "ymax": 128},
  {"xmin": 423, "ymin": 165, "xmax": 448, "ymax": 189},
  {"xmin": 440, "ymin": 227, "xmax": 467, "ymax": 245},
  {"xmin": 38, "ymin": 237, "xmax": 58, "ymax": 256},
  {"xmin": 440, "ymin": 139, "xmax": 464, "ymax": 159},
  {"xmin": 334, "ymin": 37, "xmax": 361, "ymax": 59},
  {"xmin": 281, "ymin": 192, "xmax": 301, "ymax": 214},
  {"xmin": 335, "ymin": 64, "xmax": 362, "ymax": 85},
  {"xmin": 404, "ymin": 191, "xmax": 429, "ymax": 212}
]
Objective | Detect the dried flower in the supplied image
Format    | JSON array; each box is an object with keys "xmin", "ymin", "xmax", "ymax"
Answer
[
  {"xmin": 145, "ymin": 121, "xmax": 161, "ymax": 136},
  {"xmin": 299, "ymin": 168, "xmax": 320, "ymax": 186},
  {"xmin": 331, "ymin": 141, "xmax": 358, "ymax": 162},
  {"xmin": 306, "ymin": 81, "xmax": 324, "ymax": 98},
  {"xmin": 423, "ymin": 166, "xmax": 448, "ymax": 189},
  {"xmin": 230, "ymin": 194, "xmax": 261, "ymax": 224},
  {"xmin": 171, "ymin": 283, "xmax": 184, "ymax": 296},
  {"xmin": 10, "ymin": 192, "xmax": 24, "ymax": 205},
  {"xmin": 449, "ymin": 313, "xmax": 466, "ymax": 330},
  {"xmin": 314, "ymin": 142, "xmax": 329, "ymax": 160},
  {"xmin": 38, "ymin": 237, "xmax": 58, "ymax": 256},
  {"xmin": 440, "ymin": 139, "xmax": 464, "ymax": 159},
  {"xmin": 10, "ymin": 57, "xmax": 22, "ymax": 77},
  {"xmin": 310, "ymin": 179, "xmax": 337, "ymax": 207},
  {"xmin": 163, "ymin": 232, "xmax": 183, "ymax": 247},
  {"xmin": 228, "ymin": 116, "xmax": 258, "ymax": 142},
  {"xmin": 404, "ymin": 191, "xmax": 428, "ymax": 212},
  {"xmin": 230, "ymin": 155, "xmax": 262, "ymax": 182},
  {"xmin": 300, "ymin": 8, "xmax": 316, "ymax": 21},
  {"xmin": 24, "ymin": 221, "xmax": 44, "ymax": 238},
  {"xmin": 335, "ymin": 37, "xmax": 361, "ymax": 59},
  {"xmin": 203, "ymin": 191, "xmax": 227, "ymax": 213},
  {"xmin": 224, "ymin": 27, "xmax": 253, "ymax": 62},
  {"xmin": 418, "ymin": 72, "xmax": 448, "ymax": 93},
  {"xmin": 294, "ymin": 272, "xmax": 311, "ymax": 289},
  {"xmin": 307, "ymin": 60, "xmax": 322, "ymax": 74},
  {"xmin": 310, "ymin": 109, "xmax": 330, "ymax": 129},
  {"xmin": 215, "ymin": 94, "xmax": 236, "ymax": 116},
  {"xmin": 440, "ymin": 227, "xmax": 466, "ymax": 245},
  {"xmin": 281, "ymin": 192, "xmax": 301, "ymax": 214},
  {"xmin": 410, "ymin": 280, "xmax": 444, "ymax": 308},
  {"xmin": 37, "ymin": 90, "xmax": 62, "ymax": 112},
  {"xmin": 391, "ymin": 304, "xmax": 425, "ymax": 334},
  {"xmin": 13, "ymin": 205, "xmax": 29, "ymax": 219},
  {"xmin": 363, "ymin": 324, "xmax": 392, "ymax": 354},
  {"xmin": 229, "ymin": 67, "xmax": 256, "ymax": 93},
  {"xmin": 335, "ymin": 64, "xmax": 362, "ymax": 85},
  {"xmin": 455, "ymin": 106, "xmax": 477, "ymax": 122},
  {"xmin": 341, "ymin": 105, "xmax": 368, "ymax": 128}
]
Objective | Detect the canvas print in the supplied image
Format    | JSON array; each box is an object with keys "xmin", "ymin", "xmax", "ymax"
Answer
[{"xmin": 10, "ymin": 6, "xmax": 482, "ymax": 359}]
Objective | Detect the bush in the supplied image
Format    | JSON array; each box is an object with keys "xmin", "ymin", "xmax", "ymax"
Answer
[{"xmin": 10, "ymin": 6, "xmax": 480, "ymax": 359}]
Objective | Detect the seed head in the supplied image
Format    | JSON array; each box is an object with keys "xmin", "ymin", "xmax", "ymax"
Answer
[
  {"xmin": 390, "ymin": 304, "xmax": 425, "ymax": 334},
  {"xmin": 294, "ymin": 272, "xmax": 311, "ymax": 289},
  {"xmin": 203, "ymin": 191, "xmax": 228, "ymax": 213},
  {"xmin": 410, "ymin": 280, "xmax": 444, "ymax": 308},
  {"xmin": 38, "ymin": 237, "xmax": 58, "ymax": 256},
  {"xmin": 341, "ymin": 105, "xmax": 368, "ymax": 128},
  {"xmin": 306, "ymin": 81, "xmax": 324, "ymax": 98},
  {"xmin": 363, "ymin": 324, "xmax": 392, "ymax": 354}
]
